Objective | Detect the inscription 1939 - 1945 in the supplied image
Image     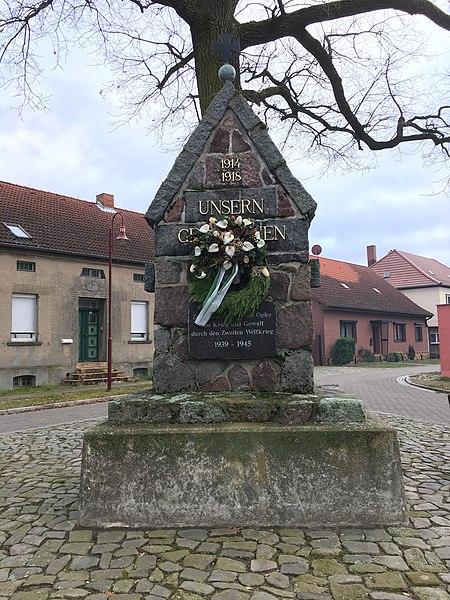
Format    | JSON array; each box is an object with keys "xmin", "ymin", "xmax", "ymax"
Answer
[{"xmin": 188, "ymin": 300, "xmax": 277, "ymax": 360}]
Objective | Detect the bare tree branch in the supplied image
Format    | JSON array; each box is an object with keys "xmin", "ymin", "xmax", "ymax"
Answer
[
  {"xmin": 1, "ymin": 0, "xmax": 448, "ymax": 165},
  {"xmin": 293, "ymin": 26, "xmax": 449, "ymax": 151},
  {"xmin": 157, "ymin": 50, "xmax": 194, "ymax": 89},
  {"xmin": 241, "ymin": 0, "xmax": 450, "ymax": 49}
]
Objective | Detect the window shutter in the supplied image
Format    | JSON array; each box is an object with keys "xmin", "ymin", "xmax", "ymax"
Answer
[
  {"xmin": 131, "ymin": 302, "xmax": 147, "ymax": 334},
  {"xmin": 12, "ymin": 294, "xmax": 36, "ymax": 333}
]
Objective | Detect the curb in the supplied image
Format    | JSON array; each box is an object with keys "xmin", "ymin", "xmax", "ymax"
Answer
[
  {"xmin": 404, "ymin": 375, "xmax": 449, "ymax": 395},
  {"xmin": 0, "ymin": 393, "xmax": 130, "ymax": 416}
]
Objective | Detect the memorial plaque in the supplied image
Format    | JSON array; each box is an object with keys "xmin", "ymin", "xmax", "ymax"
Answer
[
  {"xmin": 184, "ymin": 187, "xmax": 278, "ymax": 222},
  {"xmin": 188, "ymin": 300, "xmax": 276, "ymax": 360}
]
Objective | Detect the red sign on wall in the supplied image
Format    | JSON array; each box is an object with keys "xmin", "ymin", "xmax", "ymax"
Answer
[{"xmin": 437, "ymin": 304, "xmax": 450, "ymax": 378}]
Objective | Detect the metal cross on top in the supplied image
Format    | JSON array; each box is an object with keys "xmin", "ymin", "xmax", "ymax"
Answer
[{"xmin": 212, "ymin": 33, "xmax": 240, "ymax": 63}]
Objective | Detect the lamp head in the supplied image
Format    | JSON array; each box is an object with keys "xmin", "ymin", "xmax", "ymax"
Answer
[{"xmin": 116, "ymin": 225, "xmax": 129, "ymax": 241}]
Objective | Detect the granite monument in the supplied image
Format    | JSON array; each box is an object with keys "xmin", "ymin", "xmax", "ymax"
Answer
[
  {"xmin": 146, "ymin": 76, "xmax": 316, "ymax": 395},
  {"xmin": 79, "ymin": 68, "xmax": 406, "ymax": 529}
]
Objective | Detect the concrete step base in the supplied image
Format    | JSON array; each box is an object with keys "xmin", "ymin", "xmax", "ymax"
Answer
[
  {"xmin": 63, "ymin": 364, "xmax": 131, "ymax": 386},
  {"xmin": 76, "ymin": 362, "xmax": 108, "ymax": 371},
  {"xmin": 79, "ymin": 417, "xmax": 406, "ymax": 529},
  {"xmin": 64, "ymin": 376, "xmax": 132, "ymax": 386}
]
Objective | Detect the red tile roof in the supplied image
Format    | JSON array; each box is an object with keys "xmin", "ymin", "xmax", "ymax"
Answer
[
  {"xmin": 0, "ymin": 181, "xmax": 153, "ymax": 264},
  {"xmin": 312, "ymin": 256, "xmax": 432, "ymax": 317},
  {"xmin": 371, "ymin": 249, "xmax": 450, "ymax": 289}
]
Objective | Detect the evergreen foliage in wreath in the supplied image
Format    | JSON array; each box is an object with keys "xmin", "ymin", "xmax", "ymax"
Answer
[{"xmin": 188, "ymin": 215, "xmax": 270, "ymax": 325}]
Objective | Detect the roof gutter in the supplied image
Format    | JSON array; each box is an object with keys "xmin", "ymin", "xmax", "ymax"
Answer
[
  {"xmin": 397, "ymin": 283, "xmax": 445, "ymax": 290},
  {"xmin": 321, "ymin": 305, "xmax": 433, "ymax": 319},
  {"xmin": 0, "ymin": 242, "xmax": 151, "ymax": 267}
]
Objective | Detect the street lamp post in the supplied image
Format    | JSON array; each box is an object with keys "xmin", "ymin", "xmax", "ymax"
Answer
[{"xmin": 107, "ymin": 212, "xmax": 129, "ymax": 391}]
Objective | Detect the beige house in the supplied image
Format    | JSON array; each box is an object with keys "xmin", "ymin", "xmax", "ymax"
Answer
[
  {"xmin": 0, "ymin": 181, "xmax": 154, "ymax": 389},
  {"xmin": 368, "ymin": 246, "xmax": 450, "ymax": 356}
]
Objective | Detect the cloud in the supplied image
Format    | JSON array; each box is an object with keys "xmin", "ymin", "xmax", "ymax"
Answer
[
  {"xmin": 0, "ymin": 53, "xmax": 175, "ymax": 213},
  {"xmin": 297, "ymin": 150, "xmax": 450, "ymax": 266},
  {"xmin": 0, "ymin": 117, "xmax": 99, "ymax": 185}
]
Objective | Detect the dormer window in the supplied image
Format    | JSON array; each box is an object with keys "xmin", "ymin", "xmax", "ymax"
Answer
[{"xmin": 3, "ymin": 223, "xmax": 30, "ymax": 238}]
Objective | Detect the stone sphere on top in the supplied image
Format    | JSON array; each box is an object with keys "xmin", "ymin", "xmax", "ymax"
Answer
[{"xmin": 218, "ymin": 64, "xmax": 236, "ymax": 82}]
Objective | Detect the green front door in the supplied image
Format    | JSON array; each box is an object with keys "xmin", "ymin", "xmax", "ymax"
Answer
[{"xmin": 79, "ymin": 309, "xmax": 99, "ymax": 362}]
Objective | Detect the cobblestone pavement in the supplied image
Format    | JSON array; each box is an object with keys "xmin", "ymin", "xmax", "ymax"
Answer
[
  {"xmin": 315, "ymin": 366, "xmax": 449, "ymax": 425},
  {"xmin": 0, "ymin": 414, "xmax": 449, "ymax": 600}
]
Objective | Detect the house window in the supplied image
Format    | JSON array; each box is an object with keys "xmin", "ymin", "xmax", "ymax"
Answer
[
  {"xmin": 11, "ymin": 294, "xmax": 37, "ymax": 342},
  {"xmin": 340, "ymin": 321, "xmax": 357, "ymax": 340},
  {"xmin": 394, "ymin": 323, "xmax": 406, "ymax": 342},
  {"xmin": 79, "ymin": 298, "xmax": 101, "ymax": 310},
  {"xmin": 133, "ymin": 367, "xmax": 149, "ymax": 378},
  {"xmin": 429, "ymin": 332, "xmax": 439, "ymax": 344},
  {"xmin": 131, "ymin": 301, "xmax": 148, "ymax": 341},
  {"xmin": 414, "ymin": 324, "xmax": 423, "ymax": 342},
  {"xmin": 446, "ymin": 294, "xmax": 450, "ymax": 304},
  {"xmin": 414, "ymin": 325, "xmax": 423, "ymax": 342},
  {"xmin": 81, "ymin": 268, "xmax": 105, "ymax": 279},
  {"xmin": 17, "ymin": 261, "xmax": 36, "ymax": 272},
  {"xmin": 133, "ymin": 273, "xmax": 145, "ymax": 283},
  {"xmin": 13, "ymin": 375, "xmax": 36, "ymax": 388}
]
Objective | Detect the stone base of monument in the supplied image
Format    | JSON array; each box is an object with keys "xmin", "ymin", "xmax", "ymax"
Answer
[{"xmin": 78, "ymin": 393, "xmax": 406, "ymax": 528}]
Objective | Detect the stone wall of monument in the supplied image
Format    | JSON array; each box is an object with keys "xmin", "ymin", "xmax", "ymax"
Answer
[{"xmin": 152, "ymin": 109, "xmax": 314, "ymax": 394}]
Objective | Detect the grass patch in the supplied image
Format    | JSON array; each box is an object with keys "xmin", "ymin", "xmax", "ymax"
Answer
[
  {"xmin": 408, "ymin": 373, "xmax": 450, "ymax": 393},
  {"xmin": 0, "ymin": 384, "xmax": 60, "ymax": 397},
  {"xmin": 0, "ymin": 381, "xmax": 152, "ymax": 411},
  {"xmin": 344, "ymin": 359, "xmax": 440, "ymax": 368}
]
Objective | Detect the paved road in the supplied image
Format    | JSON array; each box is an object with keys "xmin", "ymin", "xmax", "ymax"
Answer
[
  {"xmin": 0, "ymin": 400, "xmax": 108, "ymax": 434},
  {"xmin": 0, "ymin": 413, "xmax": 449, "ymax": 599},
  {"xmin": 0, "ymin": 365, "xmax": 448, "ymax": 433},
  {"xmin": 315, "ymin": 364, "xmax": 449, "ymax": 425}
]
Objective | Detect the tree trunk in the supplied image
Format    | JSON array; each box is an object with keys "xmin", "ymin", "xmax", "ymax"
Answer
[{"xmin": 189, "ymin": 0, "xmax": 240, "ymax": 115}]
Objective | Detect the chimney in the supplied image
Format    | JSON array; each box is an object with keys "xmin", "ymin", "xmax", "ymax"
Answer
[
  {"xmin": 367, "ymin": 245, "xmax": 377, "ymax": 267},
  {"xmin": 96, "ymin": 193, "xmax": 115, "ymax": 209}
]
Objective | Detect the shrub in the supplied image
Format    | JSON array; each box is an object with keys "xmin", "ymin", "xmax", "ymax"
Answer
[
  {"xmin": 407, "ymin": 345, "xmax": 416, "ymax": 360},
  {"xmin": 387, "ymin": 352, "xmax": 405, "ymax": 362},
  {"xmin": 331, "ymin": 337, "xmax": 356, "ymax": 365},
  {"xmin": 357, "ymin": 348, "xmax": 375, "ymax": 363}
]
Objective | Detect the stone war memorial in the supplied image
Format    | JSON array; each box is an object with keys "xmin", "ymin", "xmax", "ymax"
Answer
[{"xmin": 79, "ymin": 66, "xmax": 406, "ymax": 529}]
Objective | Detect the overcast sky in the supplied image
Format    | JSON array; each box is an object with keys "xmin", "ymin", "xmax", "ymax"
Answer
[{"xmin": 0, "ymin": 26, "xmax": 449, "ymax": 267}]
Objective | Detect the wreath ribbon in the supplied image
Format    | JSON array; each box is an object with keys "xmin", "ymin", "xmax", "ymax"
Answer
[{"xmin": 194, "ymin": 263, "xmax": 239, "ymax": 326}]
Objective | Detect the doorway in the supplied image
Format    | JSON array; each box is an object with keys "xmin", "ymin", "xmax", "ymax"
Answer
[
  {"xmin": 312, "ymin": 334, "xmax": 324, "ymax": 365},
  {"xmin": 371, "ymin": 321, "xmax": 389, "ymax": 356},
  {"xmin": 372, "ymin": 323, "xmax": 381, "ymax": 354},
  {"xmin": 78, "ymin": 299, "xmax": 103, "ymax": 362}
]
